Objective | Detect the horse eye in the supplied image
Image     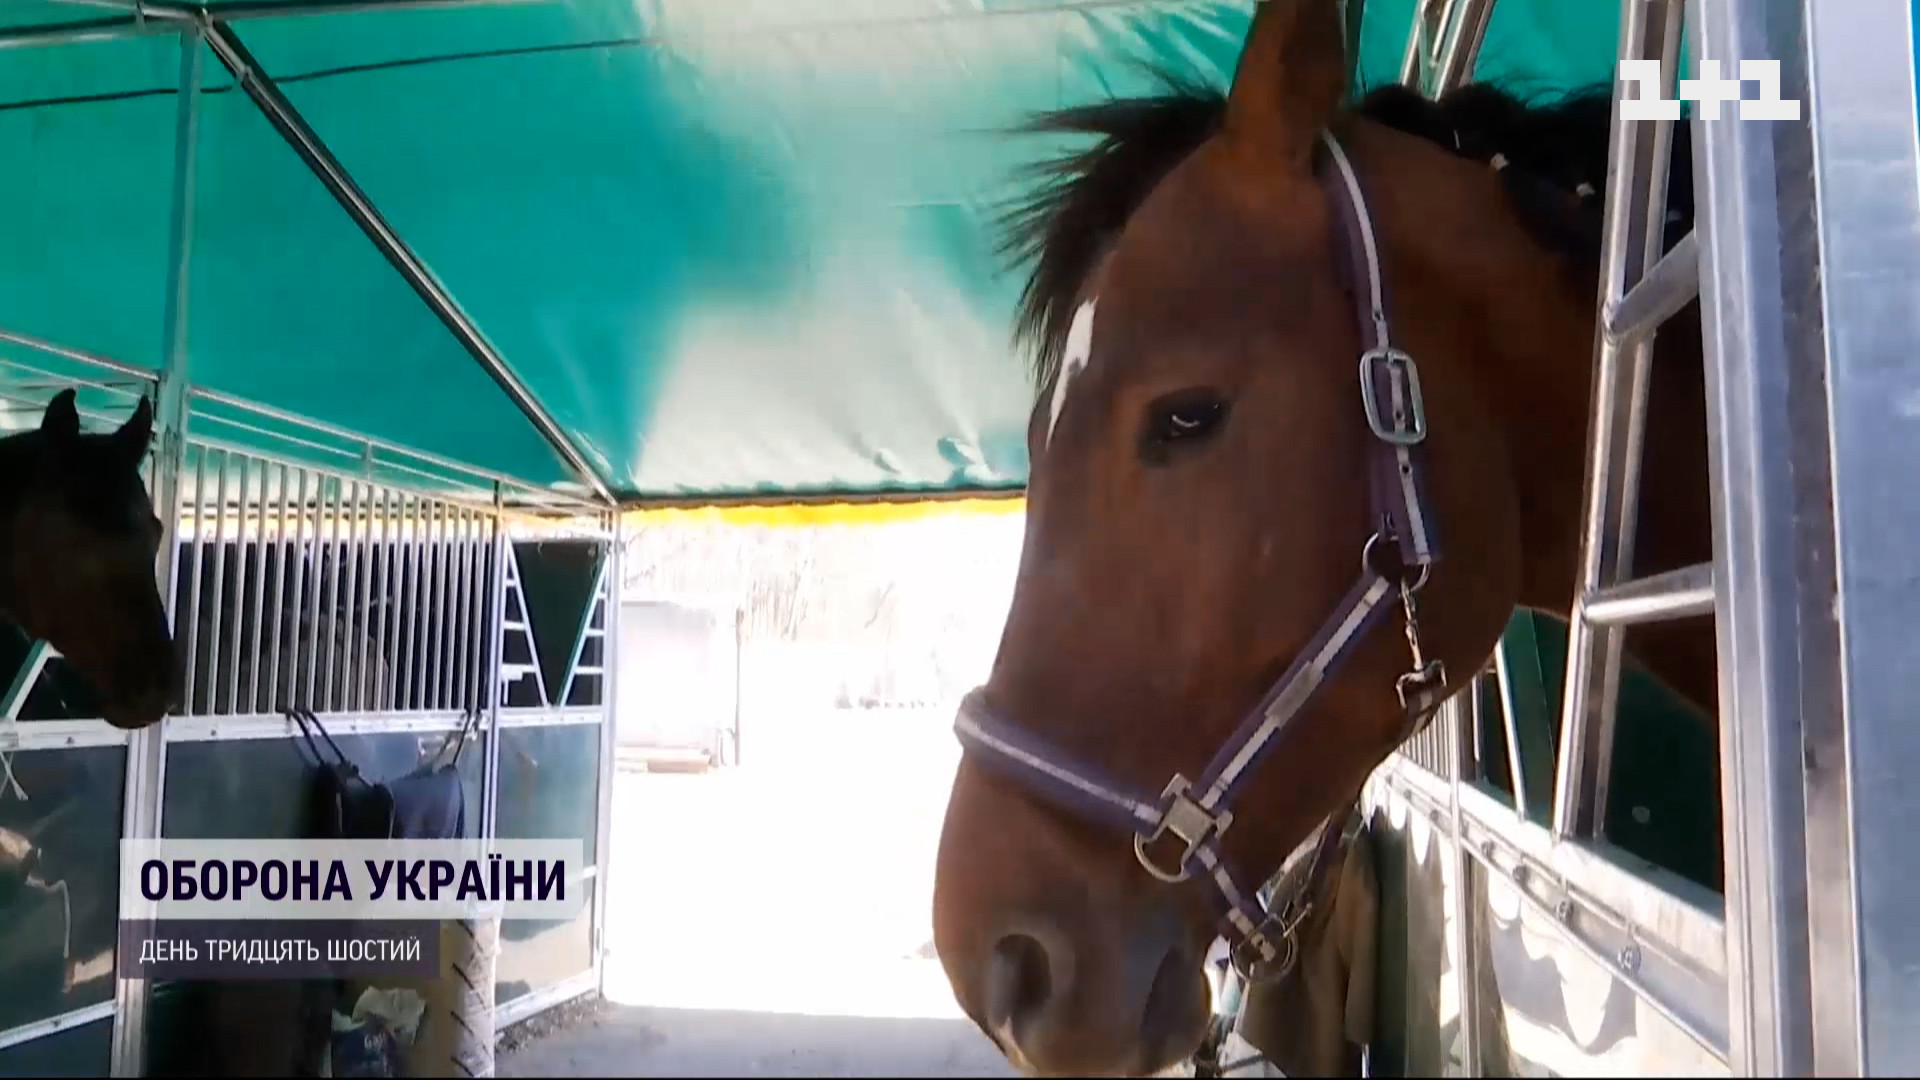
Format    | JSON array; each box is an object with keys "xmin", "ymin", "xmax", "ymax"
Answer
[{"xmin": 1140, "ymin": 392, "xmax": 1230, "ymax": 461}]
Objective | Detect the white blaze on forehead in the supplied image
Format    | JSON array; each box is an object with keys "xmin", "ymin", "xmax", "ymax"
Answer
[{"xmin": 1045, "ymin": 299, "xmax": 1098, "ymax": 447}]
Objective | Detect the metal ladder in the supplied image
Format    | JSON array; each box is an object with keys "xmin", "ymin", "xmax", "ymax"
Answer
[
  {"xmin": 557, "ymin": 556, "xmax": 609, "ymax": 708},
  {"xmin": 497, "ymin": 543, "xmax": 548, "ymax": 707},
  {"xmin": 1547, "ymin": 0, "xmax": 1709, "ymax": 844}
]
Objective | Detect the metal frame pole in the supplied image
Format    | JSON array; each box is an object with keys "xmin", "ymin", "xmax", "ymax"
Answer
[
  {"xmin": 1442, "ymin": 693, "xmax": 1480, "ymax": 1074},
  {"xmin": 36, "ymin": 0, "xmax": 545, "ymax": 22},
  {"xmin": 194, "ymin": 19, "xmax": 615, "ymax": 506},
  {"xmin": 1687, "ymin": 0, "xmax": 1828, "ymax": 1072},
  {"xmin": 590, "ymin": 517, "xmax": 620, "ymax": 990},
  {"xmin": 1794, "ymin": 0, "xmax": 1920, "ymax": 1071},
  {"xmin": 0, "ymin": 16, "xmax": 164, "ymax": 49},
  {"xmin": 110, "ymin": 25, "xmax": 202, "ymax": 1078},
  {"xmin": 479, "ymin": 484, "xmax": 508, "ymax": 841}
]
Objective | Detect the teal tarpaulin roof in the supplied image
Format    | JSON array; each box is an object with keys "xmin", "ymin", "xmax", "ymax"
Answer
[{"xmin": 1, "ymin": 0, "xmax": 1622, "ymax": 504}]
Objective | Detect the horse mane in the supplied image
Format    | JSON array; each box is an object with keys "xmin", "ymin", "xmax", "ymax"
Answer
[{"xmin": 998, "ymin": 77, "xmax": 1696, "ymax": 388}]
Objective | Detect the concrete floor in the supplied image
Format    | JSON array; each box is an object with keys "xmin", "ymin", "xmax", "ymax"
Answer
[
  {"xmin": 499, "ymin": 1001, "xmax": 1013, "ymax": 1078},
  {"xmin": 499, "ymin": 708, "xmax": 1016, "ymax": 1078}
]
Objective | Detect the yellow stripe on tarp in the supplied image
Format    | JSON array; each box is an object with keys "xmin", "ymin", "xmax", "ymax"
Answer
[{"xmin": 621, "ymin": 495, "xmax": 1026, "ymax": 529}]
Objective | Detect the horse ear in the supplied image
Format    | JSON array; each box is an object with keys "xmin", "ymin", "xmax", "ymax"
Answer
[
  {"xmin": 40, "ymin": 389, "xmax": 81, "ymax": 443},
  {"xmin": 1222, "ymin": 0, "xmax": 1350, "ymax": 174},
  {"xmin": 114, "ymin": 396, "xmax": 155, "ymax": 464}
]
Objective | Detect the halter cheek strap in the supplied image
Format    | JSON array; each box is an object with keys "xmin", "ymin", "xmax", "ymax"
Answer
[{"xmin": 954, "ymin": 130, "xmax": 1449, "ymax": 981}]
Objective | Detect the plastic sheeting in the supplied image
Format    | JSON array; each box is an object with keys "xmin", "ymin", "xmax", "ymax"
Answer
[{"xmin": 2, "ymin": 0, "xmax": 1631, "ymax": 502}]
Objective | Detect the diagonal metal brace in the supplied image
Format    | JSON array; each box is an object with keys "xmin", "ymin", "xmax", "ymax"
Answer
[
  {"xmin": 198, "ymin": 18, "xmax": 616, "ymax": 505},
  {"xmin": 0, "ymin": 641, "xmax": 53, "ymax": 801}
]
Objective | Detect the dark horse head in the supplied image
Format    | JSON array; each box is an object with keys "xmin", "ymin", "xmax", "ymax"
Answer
[
  {"xmin": 932, "ymin": 0, "xmax": 1715, "ymax": 1074},
  {"xmin": 0, "ymin": 390, "xmax": 178, "ymax": 729}
]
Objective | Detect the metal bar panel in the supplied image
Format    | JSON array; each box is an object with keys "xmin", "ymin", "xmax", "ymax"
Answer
[
  {"xmin": 198, "ymin": 21, "xmax": 614, "ymax": 504},
  {"xmin": 265, "ymin": 462, "xmax": 292, "ymax": 712},
  {"xmin": 112, "ymin": 29, "xmax": 198, "ymax": 1077},
  {"xmin": 1686, "ymin": 0, "xmax": 1826, "ymax": 1071},
  {"xmin": 1605, "ymin": 229, "xmax": 1702, "ymax": 346},
  {"xmin": 206, "ymin": 450, "xmax": 231, "ymax": 713},
  {"xmin": 333, "ymin": 479, "xmax": 353, "ymax": 710},
  {"xmin": 1551, "ymin": 0, "xmax": 1685, "ymax": 842},
  {"xmin": 371, "ymin": 488, "xmax": 395, "ymax": 711},
  {"xmin": 180, "ymin": 447, "xmax": 209, "ymax": 714},
  {"xmin": 439, "ymin": 503, "xmax": 458, "ymax": 709},
  {"xmin": 317, "ymin": 478, "xmax": 341, "ymax": 712},
  {"xmin": 244, "ymin": 459, "xmax": 270, "ymax": 714},
  {"xmin": 403, "ymin": 494, "xmax": 425, "ymax": 710},
  {"xmin": 454, "ymin": 507, "xmax": 477, "ymax": 711},
  {"xmin": 426, "ymin": 501, "xmax": 447, "ymax": 710},
  {"xmin": 294, "ymin": 468, "xmax": 318, "ymax": 710},
  {"xmin": 218, "ymin": 455, "xmax": 250, "ymax": 714},
  {"xmin": 1800, "ymin": 0, "xmax": 1920, "ymax": 1070},
  {"xmin": 185, "ymin": 386, "xmax": 596, "ymax": 512},
  {"xmin": 349, "ymin": 476, "xmax": 370, "ymax": 711},
  {"xmin": 1582, "ymin": 561, "xmax": 1715, "ymax": 627}
]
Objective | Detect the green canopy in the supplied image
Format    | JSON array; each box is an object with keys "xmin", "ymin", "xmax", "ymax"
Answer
[{"xmin": 0, "ymin": 0, "xmax": 1624, "ymax": 505}]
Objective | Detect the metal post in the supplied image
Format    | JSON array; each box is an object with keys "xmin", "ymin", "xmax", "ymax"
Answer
[
  {"xmin": 1794, "ymin": 0, "xmax": 1920, "ymax": 1071},
  {"xmin": 1686, "ymin": 0, "xmax": 1829, "ymax": 1072},
  {"xmin": 1442, "ymin": 694, "xmax": 1480, "ymax": 1074},
  {"xmin": 196, "ymin": 20, "xmax": 615, "ymax": 506},
  {"xmin": 111, "ymin": 25, "xmax": 201, "ymax": 1079},
  {"xmin": 479, "ymin": 484, "xmax": 508, "ymax": 841},
  {"xmin": 590, "ymin": 518, "xmax": 620, "ymax": 988}
]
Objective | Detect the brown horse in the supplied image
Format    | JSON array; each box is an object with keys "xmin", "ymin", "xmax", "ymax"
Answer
[
  {"xmin": 0, "ymin": 390, "xmax": 178, "ymax": 729},
  {"xmin": 931, "ymin": 0, "xmax": 1715, "ymax": 1074}
]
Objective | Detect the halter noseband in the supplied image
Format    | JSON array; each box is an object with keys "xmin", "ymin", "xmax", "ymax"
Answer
[{"xmin": 954, "ymin": 130, "xmax": 1449, "ymax": 983}]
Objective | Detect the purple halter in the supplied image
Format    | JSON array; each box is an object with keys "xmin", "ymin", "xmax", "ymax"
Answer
[{"xmin": 955, "ymin": 130, "xmax": 1449, "ymax": 982}]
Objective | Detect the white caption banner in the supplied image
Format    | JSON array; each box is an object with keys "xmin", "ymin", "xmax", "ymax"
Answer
[{"xmin": 119, "ymin": 838, "xmax": 587, "ymax": 921}]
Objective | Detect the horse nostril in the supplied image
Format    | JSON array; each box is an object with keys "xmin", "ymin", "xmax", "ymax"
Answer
[{"xmin": 984, "ymin": 932, "xmax": 1057, "ymax": 1035}]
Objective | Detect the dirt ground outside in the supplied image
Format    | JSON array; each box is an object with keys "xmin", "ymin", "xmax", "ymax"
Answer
[{"xmin": 500, "ymin": 706, "xmax": 1016, "ymax": 1077}]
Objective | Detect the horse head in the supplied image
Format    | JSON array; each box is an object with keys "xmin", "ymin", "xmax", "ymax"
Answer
[
  {"xmin": 1, "ymin": 390, "xmax": 178, "ymax": 730},
  {"xmin": 928, "ymin": 0, "xmax": 1629, "ymax": 1073}
]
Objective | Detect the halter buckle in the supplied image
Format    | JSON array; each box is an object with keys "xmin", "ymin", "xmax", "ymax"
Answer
[
  {"xmin": 1358, "ymin": 347, "xmax": 1427, "ymax": 446},
  {"xmin": 1134, "ymin": 775, "xmax": 1232, "ymax": 884}
]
